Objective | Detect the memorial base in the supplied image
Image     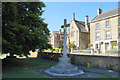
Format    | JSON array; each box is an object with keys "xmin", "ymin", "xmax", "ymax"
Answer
[{"xmin": 45, "ymin": 57, "xmax": 84, "ymax": 77}]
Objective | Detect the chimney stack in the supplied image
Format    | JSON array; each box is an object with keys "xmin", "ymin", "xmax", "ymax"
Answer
[
  {"xmin": 97, "ymin": 8, "xmax": 102, "ymax": 15},
  {"xmin": 73, "ymin": 13, "xmax": 75, "ymax": 20},
  {"xmin": 59, "ymin": 29, "xmax": 61, "ymax": 34},
  {"xmin": 85, "ymin": 15, "xmax": 89, "ymax": 32}
]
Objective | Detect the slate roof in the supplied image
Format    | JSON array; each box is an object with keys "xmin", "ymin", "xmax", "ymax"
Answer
[
  {"xmin": 91, "ymin": 8, "xmax": 120, "ymax": 22},
  {"xmin": 74, "ymin": 20, "xmax": 89, "ymax": 33}
]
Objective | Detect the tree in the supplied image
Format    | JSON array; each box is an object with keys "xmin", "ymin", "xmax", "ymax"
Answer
[{"xmin": 2, "ymin": 2, "xmax": 51, "ymax": 57}]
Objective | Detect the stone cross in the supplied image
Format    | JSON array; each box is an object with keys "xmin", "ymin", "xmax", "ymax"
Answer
[
  {"xmin": 61, "ymin": 19, "xmax": 70, "ymax": 58},
  {"xmin": 68, "ymin": 29, "xmax": 70, "ymax": 54}
]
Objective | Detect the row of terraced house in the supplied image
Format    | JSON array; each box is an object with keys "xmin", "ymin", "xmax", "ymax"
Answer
[{"xmin": 50, "ymin": 8, "xmax": 120, "ymax": 53}]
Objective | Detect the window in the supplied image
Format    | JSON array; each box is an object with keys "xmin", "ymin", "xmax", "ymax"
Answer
[
  {"xmin": 106, "ymin": 20, "xmax": 110, "ymax": 27},
  {"xmin": 106, "ymin": 31, "xmax": 111, "ymax": 39},
  {"xmin": 96, "ymin": 23, "xmax": 100, "ymax": 30},
  {"xmin": 119, "ymin": 18, "xmax": 120, "ymax": 25},
  {"xmin": 96, "ymin": 32, "xmax": 100, "ymax": 40}
]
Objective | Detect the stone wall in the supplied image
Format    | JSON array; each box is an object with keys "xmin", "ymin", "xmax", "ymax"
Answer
[{"xmin": 39, "ymin": 52, "xmax": 120, "ymax": 71}]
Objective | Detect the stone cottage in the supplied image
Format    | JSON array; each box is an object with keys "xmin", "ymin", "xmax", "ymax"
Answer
[{"xmin": 67, "ymin": 13, "xmax": 90, "ymax": 50}]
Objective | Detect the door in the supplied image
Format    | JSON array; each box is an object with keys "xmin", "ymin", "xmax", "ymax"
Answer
[{"xmin": 105, "ymin": 43, "xmax": 109, "ymax": 50}]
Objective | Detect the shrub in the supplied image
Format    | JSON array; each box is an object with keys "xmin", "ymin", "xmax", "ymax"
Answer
[
  {"xmin": 54, "ymin": 48, "xmax": 59, "ymax": 53},
  {"xmin": 112, "ymin": 42, "xmax": 117, "ymax": 46},
  {"xmin": 51, "ymin": 49, "xmax": 55, "ymax": 53},
  {"xmin": 88, "ymin": 43, "xmax": 93, "ymax": 47},
  {"xmin": 106, "ymin": 50, "xmax": 120, "ymax": 53},
  {"xmin": 70, "ymin": 43, "xmax": 76, "ymax": 49}
]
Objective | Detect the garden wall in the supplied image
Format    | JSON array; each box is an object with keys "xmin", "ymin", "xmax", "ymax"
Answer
[{"xmin": 39, "ymin": 52, "xmax": 120, "ymax": 71}]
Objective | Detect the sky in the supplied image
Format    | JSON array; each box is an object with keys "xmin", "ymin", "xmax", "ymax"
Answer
[{"xmin": 42, "ymin": 2, "xmax": 118, "ymax": 35}]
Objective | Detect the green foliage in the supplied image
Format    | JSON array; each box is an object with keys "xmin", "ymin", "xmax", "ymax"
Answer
[
  {"xmin": 51, "ymin": 49, "xmax": 55, "ymax": 53},
  {"xmin": 105, "ymin": 50, "xmax": 120, "ymax": 53},
  {"xmin": 51, "ymin": 48, "xmax": 59, "ymax": 53},
  {"xmin": 70, "ymin": 43, "xmax": 76, "ymax": 49},
  {"xmin": 88, "ymin": 43, "xmax": 93, "ymax": 47},
  {"xmin": 2, "ymin": 2, "xmax": 51, "ymax": 57},
  {"xmin": 97, "ymin": 74, "xmax": 120, "ymax": 78},
  {"xmin": 54, "ymin": 48, "xmax": 59, "ymax": 52},
  {"xmin": 112, "ymin": 42, "xmax": 117, "ymax": 46}
]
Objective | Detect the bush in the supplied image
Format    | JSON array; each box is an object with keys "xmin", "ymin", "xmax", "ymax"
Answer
[
  {"xmin": 112, "ymin": 42, "xmax": 117, "ymax": 46},
  {"xmin": 51, "ymin": 48, "xmax": 59, "ymax": 53},
  {"xmin": 88, "ymin": 43, "xmax": 93, "ymax": 47},
  {"xmin": 51, "ymin": 49, "xmax": 55, "ymax": 53},
  {"xmin": 70, "ymin": 44, "xmax": 76, "ymax": 49}
]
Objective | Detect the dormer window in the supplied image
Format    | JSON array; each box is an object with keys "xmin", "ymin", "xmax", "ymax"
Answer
[
  {"xmin": 106, "ymin": 20, "xmax": 110, "ymax": 27},
  {"xmin": 96, "ymin": 23, "xmax": 99, "ymax": 30}
]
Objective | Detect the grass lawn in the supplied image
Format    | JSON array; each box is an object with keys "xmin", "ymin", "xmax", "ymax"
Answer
[
  {"xmin": 2, "ymin": 58, "xmax": 55, "ymax": 78},
  {"xmin": 97, "ymin": 74, "xmax": 120, "ymax": 78}
]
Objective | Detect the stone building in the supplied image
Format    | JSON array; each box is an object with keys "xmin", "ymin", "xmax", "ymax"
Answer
[
  {"xmin": 51, "ymin": 29, "xmax": 64, "ymax": 48},
  {"xmin": 90, "ymin": 8, "xmax": 120, "ymax": 53},
  {"xmin": 67, "ymin": 13, "xmax": 90, "ymax": 49}
]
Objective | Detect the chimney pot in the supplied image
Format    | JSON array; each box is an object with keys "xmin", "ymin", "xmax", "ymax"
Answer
[
  {"xmin": 73, "ymin": 13, "xmax": 75, "ymax": 20},
  {"xmin": 59, "ymin": 29, "xmax": 61, "ymax": 33},
  {"xmin": 97, "ymin": 8, "xmax": 102, "ymax": 15},
  {"xmin": 85, "ymin": 15, "xmax": 89, "ymax": 32},
  {"xmin": 85, "ymin": 15, "xmax": 88, "ymax": 25}
]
